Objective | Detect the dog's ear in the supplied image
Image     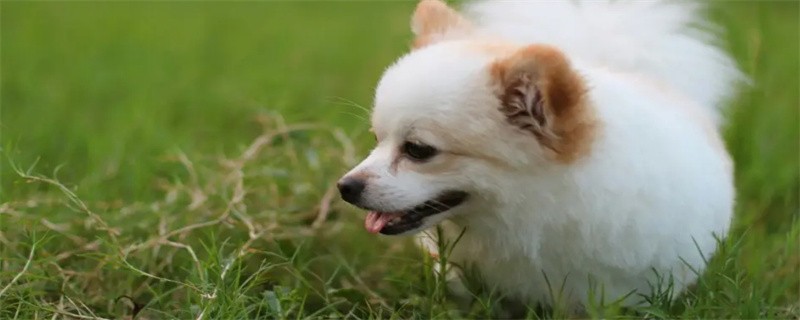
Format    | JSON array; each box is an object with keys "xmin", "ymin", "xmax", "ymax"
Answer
[
  {"xmin": 491, "ymin": 45, "xmax": 596, "ymax": 162},
  {"xmin": 411, "ymin": 0, "xmax": 471, "ymax": 49}
]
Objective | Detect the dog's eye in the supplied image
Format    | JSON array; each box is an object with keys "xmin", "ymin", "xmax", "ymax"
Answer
[{"xmin": 402, "ymin": 141, "xmax": 438, "ymax": 161}]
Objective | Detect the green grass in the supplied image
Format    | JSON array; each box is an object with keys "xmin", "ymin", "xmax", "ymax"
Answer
[{"xmin": 1, "ymin": 1, "xmax": 798, "ymax": 319}]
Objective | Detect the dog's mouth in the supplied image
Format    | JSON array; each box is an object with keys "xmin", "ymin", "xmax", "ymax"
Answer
[{"xmin": 363, "ymin": 191, "xmax": 468, "ymax": 235}]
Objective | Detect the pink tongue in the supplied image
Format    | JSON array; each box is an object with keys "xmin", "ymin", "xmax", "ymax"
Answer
[{"xmin": 364, "ymin": 211, "xmax": 402, "ymax": 234}]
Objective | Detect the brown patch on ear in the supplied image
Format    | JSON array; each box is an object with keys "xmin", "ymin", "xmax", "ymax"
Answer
[
  {"xmin": 491, "ymin": 45, "xmax": 598, "ymax": 163},
  {"xmin": 411, "ymin": 0, "xmax": 471, "ymax": 49}
]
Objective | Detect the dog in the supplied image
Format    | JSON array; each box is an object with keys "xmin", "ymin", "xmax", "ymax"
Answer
[{"xmin": 337, "ymin": 0, "xmax": 741, "ymax": 309}]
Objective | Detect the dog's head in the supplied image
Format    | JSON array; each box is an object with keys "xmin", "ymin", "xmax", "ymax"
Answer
[{"xmin": 338, "ymin": 0, "xmax": 596, "ymax": 235}]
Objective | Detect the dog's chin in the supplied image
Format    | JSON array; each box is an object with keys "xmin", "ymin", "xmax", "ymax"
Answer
[{"xmin": 363, "ymin": 191, "xmax": 468, "ymax": 236}]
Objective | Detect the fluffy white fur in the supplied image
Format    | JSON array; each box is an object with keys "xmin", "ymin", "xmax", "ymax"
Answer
[
  {"xmin": 339, "ymin": 0, "xmax": 740, "ymax": 308},
  {"xmin": 464, "ymin": 0, "xmax": 743, "ymax": 125}
]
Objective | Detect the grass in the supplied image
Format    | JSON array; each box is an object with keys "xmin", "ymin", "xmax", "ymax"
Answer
[{"xmin": 1, "ymin": 1, "xmax": 798, "ymax": 319}]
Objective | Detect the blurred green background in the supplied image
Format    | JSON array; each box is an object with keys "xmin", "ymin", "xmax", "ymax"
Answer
[
  {"xmin": 1, "ymin": 1, "xmax": 798, "ymax": 318},
  {"xmin": 3, "ymin": 2, "xmax": 412, "ymax": 200}
]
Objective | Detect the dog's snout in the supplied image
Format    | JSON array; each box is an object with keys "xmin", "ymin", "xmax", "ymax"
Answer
[{"xmin": 337, "ymin": 177, "xmax": 365, "ymax": 204}]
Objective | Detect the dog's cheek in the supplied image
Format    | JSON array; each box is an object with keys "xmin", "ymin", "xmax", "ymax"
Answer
[
  {"xmin": 392, "ymin": 173, "xmax": 441, "ymax": 203},
  {"xmin": 357, "ymin": 173, "xmax": 428, "ymax": 211}
]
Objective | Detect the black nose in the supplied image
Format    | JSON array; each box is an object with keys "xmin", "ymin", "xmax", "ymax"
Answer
[{"xmin": 337, "ymin": 177, "xmax": 365, "ymax": 204}]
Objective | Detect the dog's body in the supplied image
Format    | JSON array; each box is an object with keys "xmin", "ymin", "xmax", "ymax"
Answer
[{"xmin": 339, "ymin": 0, "xmax": 741, "ymax": 308}]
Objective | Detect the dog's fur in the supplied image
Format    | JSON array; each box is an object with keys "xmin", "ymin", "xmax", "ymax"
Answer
[{"xmin": 339, "ymin": 0, "xmax": 741, "ymax": 308}]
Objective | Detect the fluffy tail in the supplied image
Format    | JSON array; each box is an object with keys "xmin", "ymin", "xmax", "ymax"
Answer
[{"xmin": 463, "ymin": 0, "xmax": 744, "ymax": 125}]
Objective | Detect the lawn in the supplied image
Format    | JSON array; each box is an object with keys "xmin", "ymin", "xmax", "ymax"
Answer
[{"xmin": 1, "ymin": 1, "xmax": 798, "ymax": 319}]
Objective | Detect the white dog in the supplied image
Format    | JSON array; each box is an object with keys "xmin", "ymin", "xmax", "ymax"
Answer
[{"xmin": 338, "ymin": 0, "xmax": 741, "ymax": 308}]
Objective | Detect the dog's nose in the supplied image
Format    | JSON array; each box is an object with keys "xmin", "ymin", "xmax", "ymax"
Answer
[{"xmin": 337, "ymin": 177, "xmax": 365, "ymax": 204}]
